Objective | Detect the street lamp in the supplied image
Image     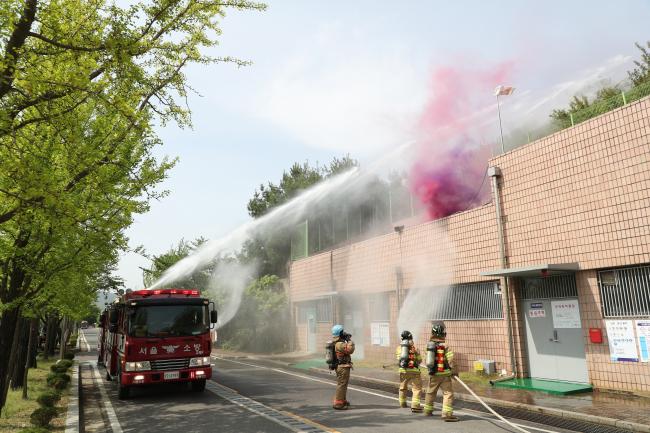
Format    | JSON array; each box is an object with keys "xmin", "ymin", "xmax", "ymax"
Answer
[{"xmin": 494, "ymin": 85, "xmax": 515, "ymax": 154}]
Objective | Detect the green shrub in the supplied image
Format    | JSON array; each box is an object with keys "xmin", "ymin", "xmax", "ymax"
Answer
[
  {"xmin": 50, "ymin": 364, "xmax": 69, "ymax": 374},
  {"xmin": 29, "ymin": 406, "xmax": 58, "ymax": 427},
  {"xmin": 19, "ymin": 427, "xmax": 50, "ymax": 433},
  {"xmin": 49, "ymin": 359, "xmax": 73, "ymax": 373},
  {"xmin": 52, "ymin": 377, "xmax": 69, "ymax": 390},
  {"xmin": 57, "ymin": 359, "xmax": 73, "ymax": 369},
  {"xmin": 37, "ymin": 391, "xmax": 61, "ymax": 407},
  {"xmin": 46, "ymin": 372, "xmax": 70, "ymax": 390},
  {"xmin": 63, "ymin": 352, "xmax": 75, "ymax": 360}
]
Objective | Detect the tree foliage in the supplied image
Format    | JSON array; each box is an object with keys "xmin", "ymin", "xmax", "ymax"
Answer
[
  {"xmin": 549, "ymin": 40, "xmax": 650, "ymax": 129},
  {"xmin": 142, "ymin": 238, "xmax": 211, "ymax": 288},
  {"xmin": 247, "ymin": 156, "xmax": 358, "ymax": 218},
  {"xmin": 216, "ymin": 274, "xmax": 289, "ymax": 353},
  {"xmin": 628, "ymin": 41, "xmax": 650, "ymax": 86},
  {"xmin": 243, "ymin": 156, "xmax": 358, "ymax": 276},
  {"xmin": 0, "ymin": 0, "xmax": 265, "ymax": 411}
]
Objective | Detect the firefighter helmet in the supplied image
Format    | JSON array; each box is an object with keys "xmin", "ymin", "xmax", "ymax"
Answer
[
  {"xmin": 431, "ymin": 322, "xmax": 446, "ymax": 339},
  {"xmin": 331, "ymin": 324, "xmax": 344, "ymax": 337},
  {"xmin": 400, "ymin": 330, "xmax": 413, "ymax": 340}
]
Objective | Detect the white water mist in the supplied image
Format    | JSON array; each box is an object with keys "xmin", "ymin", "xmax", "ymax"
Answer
[
  {"xmin": 204, "ymin": 260, "xmax": 259, "ymax": 329},
  {"xmin": 396, "ymin": 228, "xmax": 456, "ymax": 341},
  {"xmin": 150, "ymin": 142, "xmax": 416, "ymax": 290}
]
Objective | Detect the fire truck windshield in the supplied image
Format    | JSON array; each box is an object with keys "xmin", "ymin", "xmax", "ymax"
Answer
[{"xmin": 128, "ymin": 305, "xmax": 209, "ymax": 337}]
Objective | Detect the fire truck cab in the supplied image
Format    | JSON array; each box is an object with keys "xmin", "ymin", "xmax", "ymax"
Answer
[{"xmin": 98, "ymin": 288, "xmax": 218, "ymax": 399}]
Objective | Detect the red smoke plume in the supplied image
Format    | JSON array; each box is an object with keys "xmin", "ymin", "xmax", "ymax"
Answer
[{"xmin": 410, "ymin": 63, "xmax": 513, "ymax": 219}]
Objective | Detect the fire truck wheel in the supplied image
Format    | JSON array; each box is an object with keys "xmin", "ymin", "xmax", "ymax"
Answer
[
  {"xmin": 191, "ymin": 379, "xmax": 206, "ymax": 392},
  {"xmin": 118, "ymin": 384, "xmax": 130, "ymax": 400},
  {"xmin": 117, "ymin": 366, "xmax": 130, "ymax": 399}
]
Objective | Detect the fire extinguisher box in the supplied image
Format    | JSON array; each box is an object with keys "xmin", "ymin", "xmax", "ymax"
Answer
[{"xmin": 589, "ymin": 328, "xmax": 603, "ymax": 344}]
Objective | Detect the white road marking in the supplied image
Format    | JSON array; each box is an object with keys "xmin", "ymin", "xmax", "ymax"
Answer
[
  {"xmin": 64, "ymin": 364, "xmax": 80, "ymax": 433},
  {"xmin": 212, "ymin": 356, "xmax": 562, "ymax": 433},
  {"xmin": 91, "ymin": 362, "xmax": 124, "ymax": 433},
  {"xmin": 80, "ymin": 331, "xmax": 90, "ymax": 352},
  {"xmin": 206, "ymin": 381, "xmax": 333, "ymax": 432}
]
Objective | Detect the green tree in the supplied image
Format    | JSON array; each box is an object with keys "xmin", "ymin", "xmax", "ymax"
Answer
[
  {"xmin": 0, "ymin": 0, "xmax": 265, "ymax": 410},
  {"xmin": 628, "ymin": 41, "xmax": 650, "ymax": 86},
  {"xmin": 550, "ymin": 95, "xmax": 590, "ymax": 128},
  {"xmin": 217, "ymin": 274, "xmax": 289, "ymax": 353},
  {"xmin": 142, "ymin": 238, "xmax": 213, "ymax": 288},
  {"xmin": 243, "ymin": 156, "xmax": 358, "ymax": 276}
]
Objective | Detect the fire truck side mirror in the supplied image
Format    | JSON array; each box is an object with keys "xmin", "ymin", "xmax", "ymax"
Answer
[
  {"xmin": 109, "ymin": 310, "xmax": 119, "ymax": 329},
  {"xmin": 210, "ymin": 310, "xmax": 218, "ymax": 324}
]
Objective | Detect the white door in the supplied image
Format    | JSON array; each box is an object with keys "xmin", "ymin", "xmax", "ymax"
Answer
[
  {"xmin": 524, "ymin": 298, "xmax": 589, "ymax": 383},
  {"xmin": 307, "ymin": 312, "xmax": 316, "ymax": 353}
]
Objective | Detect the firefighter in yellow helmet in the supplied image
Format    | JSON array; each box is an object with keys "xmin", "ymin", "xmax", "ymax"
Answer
[
  {"xmin": 396, "ymin": 330, "xmax": 423, "ymax": 412},
  {"xmin": 331, "ymin": 325, "xmax": 355, "ymax": 410},
  {"xmin": 423, "ymin": 322, "xmax": 459, "ymax": 422}
]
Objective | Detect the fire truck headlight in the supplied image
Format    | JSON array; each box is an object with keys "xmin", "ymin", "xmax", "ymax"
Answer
[
  {"xmin": 189, "ymin": 356, "xmax": 211, "ymax": 367},
  {"xmin": 125, "ymin": 361, "xmax": 151, "ymax": 371}
]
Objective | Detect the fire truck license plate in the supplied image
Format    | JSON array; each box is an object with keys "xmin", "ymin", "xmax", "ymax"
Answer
[{"xmin": 164, "ymin": 371, "xmax": 179, "ymax": 380}]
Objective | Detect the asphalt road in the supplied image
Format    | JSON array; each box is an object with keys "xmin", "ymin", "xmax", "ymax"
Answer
[{"xmin": 79, "ymin": 329, "xmax": 575, "ymax": 433}]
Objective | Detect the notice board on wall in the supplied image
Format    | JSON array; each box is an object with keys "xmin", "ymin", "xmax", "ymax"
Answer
[
  {"xmin": 636, "ymin": 320, "xmax": 650, "ymax": 363},
  {"xmin": 371, "ymin": 322, "xmax": 390, "ymax": 347},
  {"xmin": 606, "ymin": 320, "xmax": 639, "ymax": 362},
  {"xmin": 551, "ymin": 299, "xmax": 581, "ymax": 328}
]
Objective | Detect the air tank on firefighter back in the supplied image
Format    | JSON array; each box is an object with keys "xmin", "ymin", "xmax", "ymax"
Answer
[
  {"xmin": 325, "ymin": 340, "xmax": 335, "ymax": 366},
  {"xmin": 426, "ymin": 341, "xmax": 436, "ymax": 369},
  {"xmin": 399, "ymin": 338, "xmax": 410, "ymax": 367}
]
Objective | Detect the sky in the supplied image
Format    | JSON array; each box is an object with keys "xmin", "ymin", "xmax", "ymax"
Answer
[{"xmin": 117, "ymin": 0, "xmax": 650, "ymax": 289}]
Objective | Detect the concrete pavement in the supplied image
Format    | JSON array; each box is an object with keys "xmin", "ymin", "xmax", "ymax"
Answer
[{"xmin": 77, "ymin": 329, "xmax": 585, "ymax": 432}]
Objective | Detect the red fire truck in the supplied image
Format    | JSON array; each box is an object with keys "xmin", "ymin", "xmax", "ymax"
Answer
[{"xmin": 98, "ymin": 288, "xmax": 218, "ymax": 399}]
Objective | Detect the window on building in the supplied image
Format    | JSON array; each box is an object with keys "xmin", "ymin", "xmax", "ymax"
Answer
[
  {"xmin": 430, "ymin": 281, "xmax": 503, "ymax": 321},
  {"xmin": 296, "ymin": 299, "xmax": 332, "ymax": 323},
  {"xmin": 368, "ymin": 293, "xmax": 390, "ymax": 321},
  {"xmin": 520, "ymin": 275, "xmax": 578, "ymax": 299},
  {"xmin": 316, "ymin": 299, "xmax": 332, "ymax": 322},
  {"xmin": 296, "ymin": 302, "xmax": 313, "ymax": 324},
  {"xmin": 599, "ymin": 265, "xmax": 650, "ymax": 318}
]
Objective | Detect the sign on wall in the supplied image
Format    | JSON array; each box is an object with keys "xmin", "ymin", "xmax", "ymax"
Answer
[
  {"xmin": 551, "ymin": 299, "xmax": 581, "ymax": 328},
  {"xmin": 528, "ymin": 309, "xmax": 546, "ymax": 318},
  {"xmin": 371, "ymin": 322, "xmax": 390, "ymax": 347},
  {"xmin": 636, "ymin": 320, "xmax": 650, "ymax": 363},
  {"xmin": 606, "ymin": 320, "xmax": 639, "ymax": 362}
]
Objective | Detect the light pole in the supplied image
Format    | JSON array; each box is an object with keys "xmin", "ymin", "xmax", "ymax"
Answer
[{"xmin": 494, "ymin": 85, "xmax": 515, "ymax": 154}]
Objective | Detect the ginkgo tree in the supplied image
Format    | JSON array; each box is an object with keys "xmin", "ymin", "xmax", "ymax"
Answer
[{"xmin": 0, "ymin": 0, "xmax": 265, "ymax": 410}]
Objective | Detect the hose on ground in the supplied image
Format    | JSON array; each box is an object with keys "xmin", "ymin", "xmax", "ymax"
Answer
[{"xmin": 453, "ymin": 376, "xmax": 531, "ymax": 433}]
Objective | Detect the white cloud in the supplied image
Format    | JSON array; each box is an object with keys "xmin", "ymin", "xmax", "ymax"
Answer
[{"xmin": 253, "ymin": 23, "xmax": 428, "ymax": 155}]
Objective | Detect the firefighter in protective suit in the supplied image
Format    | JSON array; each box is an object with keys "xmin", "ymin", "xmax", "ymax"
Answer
[
  {"xmin": 395, "ymin": 330, "xmax": 423, "ymax": 412},
  {"xmin": 423, "ymin": 322, "xmax": 459, "ymax": 422},
  {"xmin": 331, "ymin": 324, "xmax": 355, "ymax": 410}
]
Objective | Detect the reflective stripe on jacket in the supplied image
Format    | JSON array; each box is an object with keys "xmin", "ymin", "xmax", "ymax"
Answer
[{"xmin": 334, "ymin": 338, "xmax": 355, "ymax": 367}]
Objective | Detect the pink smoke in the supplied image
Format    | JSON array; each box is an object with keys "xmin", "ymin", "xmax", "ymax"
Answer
[{"xmin": 410, "ymin": 63, "xmax": 513, "ymax": 219}]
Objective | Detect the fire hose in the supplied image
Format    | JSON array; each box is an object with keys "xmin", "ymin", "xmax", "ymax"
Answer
[{"xmin": 453, "ymin": 376, "xmax": 531, "ymax": 433}]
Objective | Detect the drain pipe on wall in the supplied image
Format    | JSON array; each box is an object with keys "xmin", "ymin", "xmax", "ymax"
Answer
[{"xmin": 488, "ymin": 166, "xmax": 518, "ymax": 380}]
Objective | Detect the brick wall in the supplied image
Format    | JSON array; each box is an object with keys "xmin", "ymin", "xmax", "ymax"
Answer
[
  {"xmin": 577, "ymin": 270, "xmax": 650, "ymax": 393},
  {"xmin": 290, "ymin": 203, "xmax": 500, "ymax": 299},
  {"xmin": 289, "ymin": 96, "xmax": 650, "ymax": 391},
  {"xmin": 491, "ymin": 97, "xmax": 650, "ymax": 270}
]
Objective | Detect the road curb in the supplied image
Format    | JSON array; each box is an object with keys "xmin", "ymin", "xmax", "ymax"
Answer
[
  {"xmin": 64, "ymin": 362, "xmax": 81, "ymax": 433},
  {"xmin": 303, "ymin": 367, "xmax": 650, "ymax": 433}
]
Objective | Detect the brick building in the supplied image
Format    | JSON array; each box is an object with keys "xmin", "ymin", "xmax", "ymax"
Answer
[{"xmin": 288, "ymin": 96, "xmax": 650, "ymax": 393}]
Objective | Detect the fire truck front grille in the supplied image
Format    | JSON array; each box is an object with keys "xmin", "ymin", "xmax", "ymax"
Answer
[{"xmin": 151, "ymin": 358, "xmax": 190, "ymax": 371}]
